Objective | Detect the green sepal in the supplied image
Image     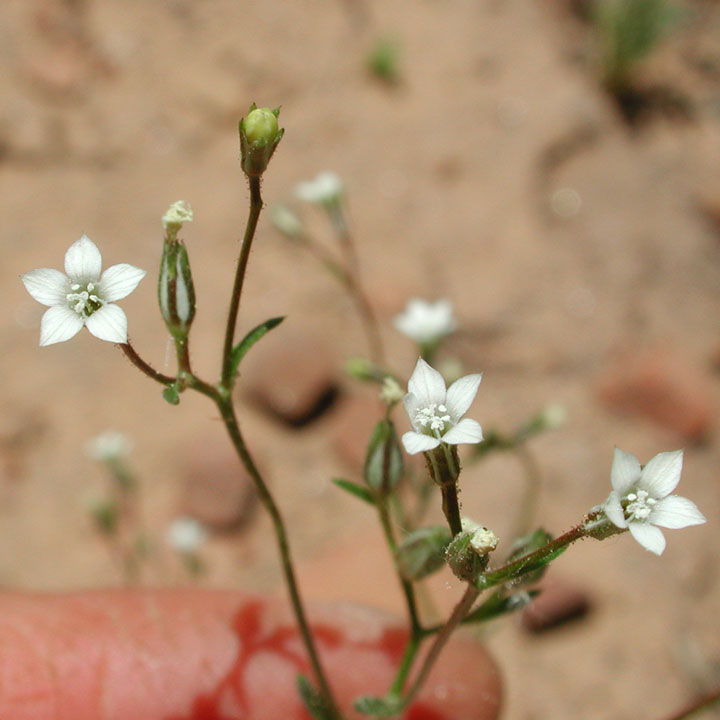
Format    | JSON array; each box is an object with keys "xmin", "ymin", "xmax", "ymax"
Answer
[
  {"xmin": 462, "ymin": 589, "xmax": 540, "ymax": 625},
  {"xmin": 354, "ymin": 694, "xmax": 403, "ymax": 717},
  {"xmin": 163, "ymin": 386, "xmax": 181, "ymax": 405},
  {"xmin": 331, "ymin": 478, "xmax": 376, "ymax": 506},
  {"xmin": 297, "ymin": 675, "xmax": 333, "ymax": 720},
  {"xmin": 395, "ymin": 526, "xmax": 452, "ymax": 581},
  {"xmin": 364, "ymin": 418, "xmax": 403, "ymax": 492},
  {"xmin": 506, "ymin": 528, "xmax": 555, "ymax": 586},
  {"xmin": 229, "ymin": 316, "xmax": 285, "ymax": 381}
]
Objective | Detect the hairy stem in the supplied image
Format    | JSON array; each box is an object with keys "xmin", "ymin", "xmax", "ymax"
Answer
[
  {"xmin": 119, "ymin": 342, "xmax": 175, "ymax": 385},
  {"xmin": 221, "ymin": 176, "xmax": 263, "ymax": 388}
]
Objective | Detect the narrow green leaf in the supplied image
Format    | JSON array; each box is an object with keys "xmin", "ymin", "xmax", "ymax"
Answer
[
  {"xmin": 462, "ymin": 589, "xmax": 540, "ymax": 625},
  {"xmin": 229, "ymin": 316, "xmax": 285, "ymax": 378},
  {"xmin": 332, "ymin": 478, "xmax": 376, "ymax": 506},
  {"xmin": 297, "ymin": 675, "xmax": 333, "ymax": 720}
]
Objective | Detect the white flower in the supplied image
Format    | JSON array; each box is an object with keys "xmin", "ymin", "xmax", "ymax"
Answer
[
  {"xmin": 401, "ymin": 358, "xmax": 483, "ymax": 454},
  {"xmin": 85, "ymin": 431, "xmax": 132, "ymax": 462},
  {"xmin": 270, "ymin": 205, "xmax": 304, "ymax": 237},
  {"xmin": 166, "ymin": 516, "xmax": 207, "ymax": 554},
  {"xmin": 394, "ymin": 298, "xmax": 457, "ymax": 346},
  {"xmin": 21, "ymin": 235, "xmax": 146, "ymax": 346},
  {"xmin": 603, "ymin": 448, "xmax": 706, "ymax": 555},
  {"xmin": 295, "ymin": 171, "xmax": 344, "ymax": 205}
]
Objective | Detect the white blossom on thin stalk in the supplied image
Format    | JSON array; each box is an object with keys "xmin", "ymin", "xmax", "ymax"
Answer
[
  {"xmin": 401, "ymin": 358, "xmax": 483, "ymax": 454},
  {"xmin": 166, "ymin": 517, "xmax": 207, "ymax": 554},
  {"xmin": 603, "ymin": 448, "xmax": 706, "ymax": 555},
  {"xmin": 295, "ymin": 171, "xmax": 344, "ymax": 205},
  {"xmin": 21, "ymin": 235, "xmax": 146, "ymax": 346},
  {"xmin": 394, "ymin": 298, "xmax": 457, "ymax": 346}
]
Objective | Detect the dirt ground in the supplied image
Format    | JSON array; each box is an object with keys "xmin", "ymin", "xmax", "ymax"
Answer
[{"xmin": 1, "ymin": 1, "xmax": 720, "ymax": 718}]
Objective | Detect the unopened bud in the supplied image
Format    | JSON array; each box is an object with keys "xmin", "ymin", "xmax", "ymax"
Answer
[
  {"xmin": 364, "ymin": 418, "xmax": 403, "ymax": 492},
  {"xmin": 158, "ymin": 237, "xmax": 196, "ymax": 340},
  {"xmin": 239, "ymin": 104, "xmax": 284, "ymax": 177}
]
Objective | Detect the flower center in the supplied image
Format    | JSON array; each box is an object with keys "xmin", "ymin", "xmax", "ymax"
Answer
[
  {"xmin": 414, "ymin": 403, "xmax": 451, "ymax": 436},
  {"xmin": 626, "ymin": 489, "xmax": 657, "ymax": 521},
  {"xmin": 67, "ymin": 282, "xmax": 105, "ymax": 318}
]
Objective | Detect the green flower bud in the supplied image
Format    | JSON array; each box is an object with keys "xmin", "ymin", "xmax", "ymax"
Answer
[
  {"xmin": 243, "ymin": 107, "xmax": 279, "ymax": 145},
  {"xmin": 364, "ymin": 418, "xmax": 403, "ymax": 492},
  {"xmin": 395, "ymin": 526, "xmax": 452, "ymax": 581},
  {"xmin": 239, "ymin": 104, "xmax": 284, "ymax": 177},
  {"xmin": 158, "ymin": 237, "xmax": 196, "ymax": 341}
]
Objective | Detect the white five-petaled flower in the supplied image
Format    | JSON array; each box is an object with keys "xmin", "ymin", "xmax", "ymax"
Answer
[
  {"xmin": 21, "ymin": 235, "xmax": 146, "ymax": 346},
  {"xmin": 295, "ymin": 171, "xmax": 344, "ymax": 205},
  {"xmin": 401, "ymin": 358, "xmax": 483, "ymax": 454},
  {"xmin": 394, "ymin": 298, "xmax": 457, "ymax": 347},
  {"xmin": 604, "ymin": 448, "xmax": 706, "ymax": 555}
]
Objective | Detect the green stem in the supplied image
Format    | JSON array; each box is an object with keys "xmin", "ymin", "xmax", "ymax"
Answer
[
  {"xmin": 221, "ymin": 176, "xmax": 263, "ymax": 388},
  {"xmin": 426, "ymin": 449, "xmax": 462, "ymax": 536},
  {"xmin": 214, "ymin": 396, "xmax": 342, "ymax": 720},
  {"xmin": 478, "ymin": 522, "xmax": 588, "ymax": 589},
  {"xmin": 119, "ymin": 342, "xmax": 175, "ymax": 385},
  {"xmin": 401, "ymin": 584, "xmax": 480, "ymax": 709}
]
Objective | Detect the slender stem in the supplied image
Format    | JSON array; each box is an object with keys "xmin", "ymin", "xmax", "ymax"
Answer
[
  {"xmin": 662, "ymin": 688, "xmax": 720, "ymax": 720},
  {"xmin": 377, "ymin": 500, "xmax": 422, "ymax": 634},
  {"xmin": 509, "ymin": 445, "xmax": 541, "ymax": 542},
  {"xmin": 402, "ymin": 584, "xmax": 480, "ymax": 709},
  {"xmin": 302, "ymin": 233, "xmax": 384, "ymax": 364},
  {"xmin": 479, "ymin": 522, "xmax": 588, "ymax": 589},
  {"xmin": 214, "ymin": 396, "xmax": 342, "ymax": 720},
  {"xmin": 221, "ymin": 176, "xmax": 263, "ymax": 388},
  {"xmin": 426, "ymin": 449, "xmax": 462, "ymax": 536},
  {"xmin": 389, "ymin": 633, "xmax": 421, "ymax": 696},
  {"xmin": 119, "ymin": 342, "xmax": 175, "ymax": 385}
]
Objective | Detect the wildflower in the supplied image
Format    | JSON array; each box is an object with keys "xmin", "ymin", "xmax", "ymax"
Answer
[
  {"xmin": 166, "ymin": 516, "xmax": 207, "ymax": 554},
  {"xmin": 85, "ymin": 431, "xmax": 132, "ymax": 462},
  {"xmin": 401, "ymin": 358, "xmax": 483, "ymax": 454},
  {"xmin": 603, "ymin": 448, "xmax": 706, "ymax": 555},
  {"xmin": 461, "ymin": 517, "xmax": 499, "ymax": 555},
  {"xmin": 380, "ymin": 376, "xmax": 404, "ymax": 406},
  {"xmin": 21, "ymin": 235, "xmax": 145, "ymax": 346},
  {"xmin": 295, "ymin": 171, "xmax": 344, "ymax": 205},
  {"xmin": 393, "ymin": 298, "xmax": 457, "ymax": 346}
]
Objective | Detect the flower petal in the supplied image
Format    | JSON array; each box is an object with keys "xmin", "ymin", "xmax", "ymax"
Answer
[
  {"xmin": 649, "ymin": 495, "xmax": 706, "ymax": 529},
  {"xmin": 402, "ymin": 392, "xmax": 422, "ymax": 431},
  {"xmin": 610, "ymin": 448, "xmax": 641, "ymax": 496},
  {"xmin": 21, "ymin": 268, "xmax": 69, "ymax": 306},
  {"xmin": 85, "ymin": 304, "xmax": 127, "ymax": 343},
  {"xmin": 441, "ymin": 418, "xmax": 483, "ymax": 445},
  {"xmin": 39, "ymin": 306, "xmax": 84, "ymax": 346},
  {"xmin": 603, "ymin": 491, "xmax": 627, "ymax": 528},
  {"xmin": 407, "ymin": 358, "xmax": 446, "ymax": 407},
  {"xmin": 445, "ymin": 373, "xmax": 482, "ymax": 420},
  {"xmin": 99, "ymin": 263, "xmax": 146, "ymax": 302},
  {"xmin": 64, "ymin": 235, "xmax": 102, "ymax": 283},
  {"xmin": 401, "ymin": 431, "xmax": 440, "ymax": 455},
  {"xmin": 628, "ymin": 522, "xmax": 666, "ymax": 555},
  {"xmin": 640, "ymin": 450, "xmax": 683, "ymax": 499}
]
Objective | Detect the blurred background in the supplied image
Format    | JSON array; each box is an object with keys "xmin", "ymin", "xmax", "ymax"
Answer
[{"xmin": 1, "ymin": 0, "xmax": 719, "ymax": 717}]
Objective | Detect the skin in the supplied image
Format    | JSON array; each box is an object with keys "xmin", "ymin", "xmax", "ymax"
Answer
[{"xmin": 0, "ymin": 589, "xmax": 502, "ymax": 720}]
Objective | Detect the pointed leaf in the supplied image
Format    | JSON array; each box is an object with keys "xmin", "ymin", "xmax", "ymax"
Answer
[
  {"xmin": 229, "ymin": 316, "xmax": 285, "ymax": 378},
  {"xmin": 462, "ymin": 589, "xmax": 539, "ymax": 625},
  {"xmin": 332, "ymin": 478, "xmax": 376, "ymax": 506}
]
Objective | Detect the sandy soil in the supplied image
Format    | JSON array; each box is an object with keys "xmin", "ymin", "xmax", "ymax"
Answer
[{"xmin": 1, "ymin": 1, "xmax": 719, "ymax": 718}]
